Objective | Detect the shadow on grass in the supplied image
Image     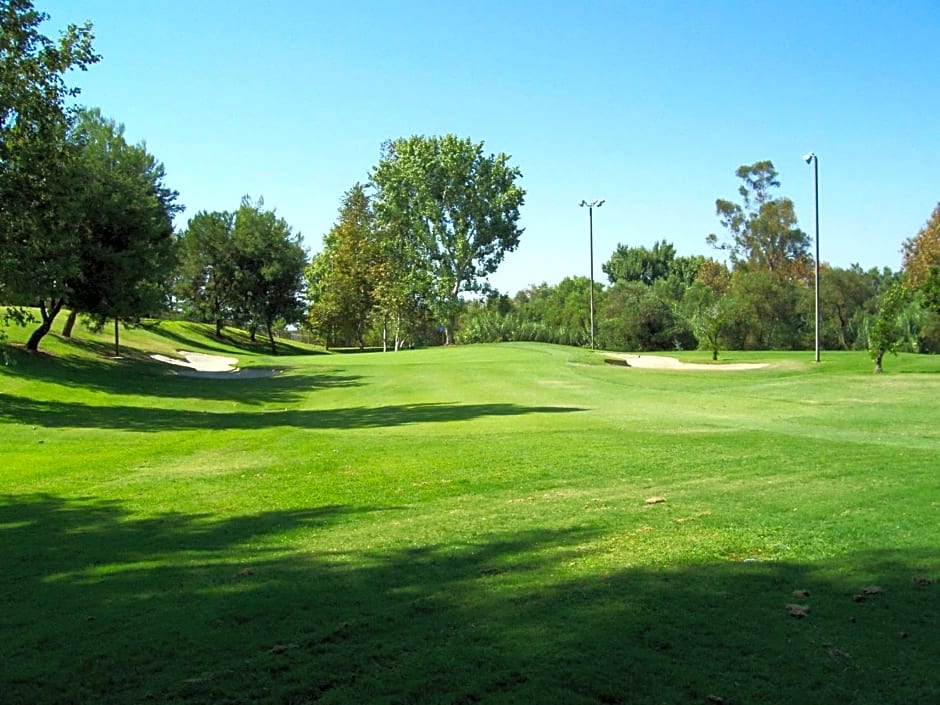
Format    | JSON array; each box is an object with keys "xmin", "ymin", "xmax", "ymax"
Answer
[
  {"xmin": 1, "ymin": 494, "xmax": 936, "ymax": 705},
  {"xmin": 0, "ymin": 345, "xmax": 361, "ymax": 404},
  {"xmin": 0, "ymin": 394, "xmax": 584, "ymax": 431},
  {"xmin": 144, "ymin": 321, "xmax": 324, "ymax": 357}
]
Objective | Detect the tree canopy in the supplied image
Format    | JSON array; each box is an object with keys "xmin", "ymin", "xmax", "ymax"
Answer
[
  {"xmin": 65, "ymin": 109, "xmax": 181, "ymax": 335},
  {"xmin": 306, "ymin": 183, "xmax": 380, "ymax": 349},
  {"xmin": 902, "ymin": 202, "xmax": 940, "ymax": 312},
  {"xmin": 0, "ymin": 0, "xmax": 99, "ymax": 345},
  {"xmin": 371, "ymin": 134, "xmax": 525, "ymax": 344},
  {"xmin": 706, "ymin": 160, "xmax": 812, "ymax": 279}
]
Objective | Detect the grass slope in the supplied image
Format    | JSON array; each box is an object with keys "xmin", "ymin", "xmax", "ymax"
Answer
[{"xmin": 1, "ymin": 319, "xmax": 938, "ymax": 704}]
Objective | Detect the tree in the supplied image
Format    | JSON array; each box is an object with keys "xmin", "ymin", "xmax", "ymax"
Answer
[
  {"xmin": 306, "ymin": 183, "xmax": 379, "ymax": 349},
  {"xmin": 685, "ymin": 287, "xmax": 731, "ymax": 360},
  {"xmin": 229, "ymin": 197, "xmax": 307, "ymax": 353},
  {"xmin": 14, "ymin": 108, "xmax": 180, "ymax": 352},
  {"xmin": 816, "ymin": 265, "xmax": 880, "ymax": 350},
  {"xmin": 0, "ymin": 0, "xmax": 98, "ymax": 348},
  {"xmin": 598, "ymin": 281, "xmax": 694, "ymax": 352},
  {"xmin": 602, "ymin": 240, "xmax": 704, "ymax": 289},
  {"xmin": 723, "ymin": 270, "xmax": 806, "ymax": 350},
  {"xmin": 868, "ymin": 283, "xmax": 910, "ymax": 373},
  {"xmin": 603, "ymin": 240, "xmax": 677, "ymax": 285},
  {"xmin": 902, "ymin": 202, "xmax": 940, "ymax": 307},
  {"xmin": 706, "ymin": 160, "xmax": 812, "ymax": 279},
  {"xmin": 371, "ymin": 135, "xmax": 525, "ymax": 344},
  {"xmin": 62, "ymin": 109, "xmax": 180, "ymax": 353},
  {"xmin": 175, "ymin": 210, "xmax": 236, "ymax": 336}
]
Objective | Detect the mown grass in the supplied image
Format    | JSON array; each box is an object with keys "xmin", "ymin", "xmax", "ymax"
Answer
[{"xmin": 1, "ymin": 317, "xmax": 938, "ymax": 704}]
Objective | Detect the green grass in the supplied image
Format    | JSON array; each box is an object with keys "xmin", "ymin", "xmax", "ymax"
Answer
[{"xmin": 2, "ymin": 317, "xmax": 939, "ymax": 704}]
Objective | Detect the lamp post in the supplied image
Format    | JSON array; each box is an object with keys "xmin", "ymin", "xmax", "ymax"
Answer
[
  {"xmin": 579, "ymin": 199, "xmax": 605, "ymax": 349},
  {"xmin": 804, "ymin": 152, "xmax": 820, "ymax": 363}
]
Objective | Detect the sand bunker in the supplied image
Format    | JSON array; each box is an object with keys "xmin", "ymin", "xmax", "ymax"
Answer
[
  {"xmin": 604, "ymin": 353, "xmax": 767, "ymax": 371},
  {"xmin": 150, "ymin": 350, "xmax": 278, "ymax": 378}
]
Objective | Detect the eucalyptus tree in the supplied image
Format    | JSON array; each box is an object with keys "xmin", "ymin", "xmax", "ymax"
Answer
[
  {"xmin": 371, "ymin": 134, "xmax": 525, "ymax": 344},
  {"xmin": 706, "ymin": 160, "xmax": 812, "ymax": 279}
]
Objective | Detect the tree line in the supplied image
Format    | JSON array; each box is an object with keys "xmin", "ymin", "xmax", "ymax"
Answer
[
  {"xmin": 314, "ymin": 155, "xmax": 940, "ymax": 373},
  {"xmin": 3, "ymin": 1, "xmax": 939, "ymax": 373}
]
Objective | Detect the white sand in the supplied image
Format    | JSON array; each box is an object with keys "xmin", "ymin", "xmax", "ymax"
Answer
[
  {"xmin": 605, "ymin": 353, "xmax": 767, "ymax": 371},
  {"xmin": 150, "ymin": 350, "xmax": 238, "ymax": 371},
  {"xmin": 150, "ymin": 350, "xmax": 278, "ymax": 378}
]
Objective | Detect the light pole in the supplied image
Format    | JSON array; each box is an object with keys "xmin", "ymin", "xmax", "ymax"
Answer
[
  {"xmin": 579, "ymin": 199, "xmax": 604, "ymax": 349},
  {"xmin": 804, "ymin": 152, "xmax": 820, "ymax": 363}
]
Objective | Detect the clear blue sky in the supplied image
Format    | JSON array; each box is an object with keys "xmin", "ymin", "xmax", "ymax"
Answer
[{"xmin": 43, "ymin": 0, "xmax": 940, "ymax": 295}]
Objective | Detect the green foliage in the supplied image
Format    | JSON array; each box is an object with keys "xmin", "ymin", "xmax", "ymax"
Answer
[
  {"xmin": 306, "ymin": 183, "xmax": 380, "ymax": 349},
  {"xmin": 174, "ymin": 210, "xmax": 237, "ymax": 334},
  {"xmin": 682, "ymin": 279, "xmax": 733, "ymax": 360},
  {"xmin": 175, "ymin": 199, "xmax": 307, "ymax": 352},
  {"xmin": 602, "ymin": 239, "xmax": 704, "ymax": 288},
  {"xmin": 66, "ymin": 109, "xmax": 181, "ymax": 329},
  {"xmin": 707, "ymin": 160, "xmax": 812, "ymax": 279},
  {"xmin": 0, "ymin": 0, "xmax": 99, "ymax": 323},
  {"xmin": 868, "ymin": 282, "xmax": 911, "ymax": 373},
  {"xmin": 371, "ymin": 134, "xmax": 525, "ymax": 343},
  {"xmin": 512, "ymin": 276, "xmax": 596, "ymax": 346},
  {"xmin": 902, "ymin": 202, "xmax": 940, "ymax": 294},
  {"xmin": 816, "ymin": 265, "xmax": 881, "ymax": 350},
  {"xmin": 597, "ymin": 281, "xmax": 695, "ymax": 352},
  {"xmin": 723, "ymin": 270, "xmax": 807, "ymax": 350},
  {"xmin": 2, "ymin": 105, "xmax": 179, "ymax": 352},
  {"xmin": 230, "ymin": 197, "xmax": 307, "ymax": 353},
  {"xmin": 457, "ymin": 306, "xmax": 583, "ymax": 346}
]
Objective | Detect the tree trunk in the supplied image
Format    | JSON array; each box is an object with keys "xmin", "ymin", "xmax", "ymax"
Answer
[
  {"xmin": 266, "ymin": 322, "xmax": 277, "ymax": 355},
  {"xmin": 113, "ymin": 318, "xmax": 120, "ymax": 357},
  {"xmin": 26, "ymin": 298, "xmax": 65, "ymax": 352},
  {"xmin": 874, "ymin": 351, "xmax": 884, "ymax": 374},
  {"xmin": 215, "ymin": 318, "xmax": 224, "ymax": 337},
  {"xmin": 62, "ymin": 310, "xmax": 78, "ymax": 338},
  {"xmin": 712, "ymin": 348, "xmax": 718, "ymax": 361}
]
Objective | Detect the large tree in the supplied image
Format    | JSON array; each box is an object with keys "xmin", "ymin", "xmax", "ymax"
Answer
[
  {"xmin": 229, "ymin": 197, "xmax": 307, "ymax": 353},
  {"xmin": 0, "ymin": 0, "xmax": 98, "ymax": 343},
  {"xmin": 306, "ymin": 183, "xmax": 379, "ymax": 349},
  {"xmin": 60, "ymin": 108, "xmax": 180, "ymax": 353},
  {"xmin": 371, "ymin": 134, "xmax": 525, "ymax": 344},
  {"xmin": 175, "ymin": 210, "xmax": 236, "ymax": 335},
  {"xmin": 15, "ymin": 108, "xmax": 180, "ymax": 352},
  {"xmin": 706, "ymin": 160, "xmax": 812, "ymax": 279}
]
